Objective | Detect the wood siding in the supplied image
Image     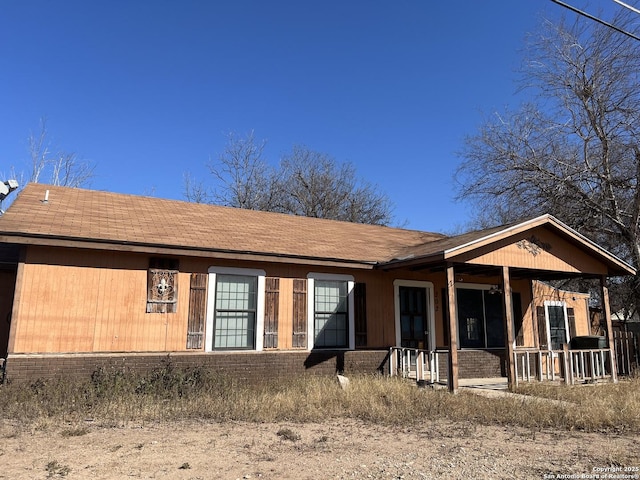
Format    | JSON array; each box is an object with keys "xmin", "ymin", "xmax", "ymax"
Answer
[
  {"xmin": 525, "ymin": 281, "xmax": 591, "ymax": 349},
  {"xmin": 11, "ymin": 247, "xmax": 189, "ymax": 354},
  {"xmin": 8, "ymin": 244, "xmax": 594, "ymax": 356},
  {"xmin": 457, "ymin": 228, "xmax": 608, "ymax": 275},
  {"xmin": 9, "ymin": 249, "xmax": 442, "ymax": 354},
  {"xmin": 276, "ymin": 278, "xmax": 294, "ymax": 349}
]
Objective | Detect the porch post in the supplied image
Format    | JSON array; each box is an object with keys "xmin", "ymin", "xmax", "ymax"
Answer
[
  {"xmin": 501, "ymin": 266, "xmax": 516, "ymax": 389},
  {"xmin": 446, "ymin": 264, "xmax": 459, "ymax": 393},
  {"xmin": 600, "ymin": 275, "xmax": 618, "ymax": 383}
]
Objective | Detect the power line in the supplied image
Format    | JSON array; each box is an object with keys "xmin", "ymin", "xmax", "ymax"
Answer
[
  {"xmin": 550, "ymin": 0, "xmax": 640, "ymax": 41},
  {"xmin": 612, "ymin": 0, "xmax": 640, "ymax": 15}
]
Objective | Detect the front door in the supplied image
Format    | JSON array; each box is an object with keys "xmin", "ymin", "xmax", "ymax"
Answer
[{"xmin": 399, "ymin": 286, "xmax": 428, "ymax": 350}]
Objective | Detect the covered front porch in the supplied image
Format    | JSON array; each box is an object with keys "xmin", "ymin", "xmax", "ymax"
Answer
[
  {"xmin": 388, "ymin": 344, "xmax": 614, "ymax": 388},
  {"xmin": 380, "ymin": 215, "xmax": 636, "ymax": 392}
]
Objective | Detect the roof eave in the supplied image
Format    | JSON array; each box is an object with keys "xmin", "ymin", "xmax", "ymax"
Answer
[
  {"xmin": 442, "ymin": 214, "xmax": 553, "ymax": 257},
  {"xmin": 377, "ymin": 214, "xmax": 636, "ymax": 277},
  {"xmin": 441, "ymin": 214, "xmax": 635, "ymax": 276},
  {"xmin": 0, "ymin": 232, "xmax": 379, "ymax": 270},
  {"xmin": 377, "ymin": 252, "xmax": 446, "ymax": 270}
]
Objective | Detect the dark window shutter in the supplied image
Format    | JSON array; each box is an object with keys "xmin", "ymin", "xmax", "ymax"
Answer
[
  {"xmin": 537, "ymin": 306, "xmax": 548, "ymax": 349},
  {"xmin": 441, "ymin": 288, "xmax": 450, "ymax": 347},
  {"xmin": 186, "ymin": 273, "xmax": 207, "ymax": 349},
  {"xmin": 292, "ymin": 279, "xmax": 307, "ymax": 348},
  {"xmin": 513, "ymin": 293, "xmax": 524, "ymax": 347},
  {"xmin": 354, "ymin": 282, "xmax": 367, "ymax": 347},
  {"xmin": 567, "ymin": 307, "xmax": 576, "ymax": 339},
  {"xmin": 264, "ymin": 277, "xmax": 279, "ymax": 349}
]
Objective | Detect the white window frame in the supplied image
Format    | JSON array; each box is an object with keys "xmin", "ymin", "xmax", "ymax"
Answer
[
  {"xmin": 544, "ymin": 300, "xmax": 570, "ymax": 351},
  {"xmin": 307, "ymin": 273, "xmax": 355, "ymax": 351},
  {"xmin": 393, "ymin": 280, "xmax": 436, "ymax": 351},
  {"xmin": 205, "ymin": 266, "xmax": 266, "ymax": 352}
]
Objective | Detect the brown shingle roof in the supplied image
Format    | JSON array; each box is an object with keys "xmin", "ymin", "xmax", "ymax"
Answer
[
  {"xmin": 0, "ymin": 184, "xmax": 446, "ymax": 265},
  {"xmin": 388, "ymin": 223, "xmax": 512, "ymax": 261}
]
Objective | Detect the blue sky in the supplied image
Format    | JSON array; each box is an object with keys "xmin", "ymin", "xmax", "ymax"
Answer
[{"xmin": 0, "ymin": 1, "xmax": 624, "ymax": 233}]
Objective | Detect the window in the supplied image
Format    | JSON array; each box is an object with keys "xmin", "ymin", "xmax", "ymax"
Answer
[
  {"xmin": 205, "ymin": 267, "xmax": 265, "ymax": 351},
  {"xmin": 214, "ymin": 274, "xmax": 257, "ymax": 349},
  {"xmin": 314, "ymin": 280, "xmax": 348, "ymax": 348},
  {"xmin": 456, "ymin": 285, "xmax": 519, "ymax": 349},
  {"xmin": 484, "ymin": 292, "xmax": 504, "ymax": 348},
  {"xmin": 307, "ymin": 273, "xmax": 355, "ymax": 350},
  {"xmin": 545, "ymin": 301, "xmax": 569, "ymax": 350},
  {"xmin": 146, "ymin": 258, "xmax": 179, "ymax": 313},
  {"xmin": 457, "ymin": 288, "xmax": 487, "ymax": 348},
  {"xmin": 466, "ymin": 316, "xmax": 480, "ymax": 342}
]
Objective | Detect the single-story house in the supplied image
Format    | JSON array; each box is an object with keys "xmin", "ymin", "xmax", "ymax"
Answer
[{"xmin": 0, "ymin": 184, "xmax": 635, "ymax": 390}]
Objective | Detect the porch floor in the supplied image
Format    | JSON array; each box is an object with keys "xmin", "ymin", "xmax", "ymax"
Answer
[
  {"xmin": 459, "ymin": 378, "xmax": 516, "ymax": 399},
  {"xmin": 459, "ymin": 377, "xmax": 509, "ymax": 390},
  {"xmin": 419, "ymin": 377, "xmax": 510, "ymax": 393}
]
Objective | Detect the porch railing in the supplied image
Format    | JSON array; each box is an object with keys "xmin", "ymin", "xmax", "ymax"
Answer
[
  {"xmin": 613, "ymin": 330, "xmax": 639, "ymax": 376},
  {"xmin": 388, "ymin": 347, "xmax": 445, "ymax": 384},
  {"xmin": 513, "ymin": 348, "xmax": 613, "ymax": 386}
]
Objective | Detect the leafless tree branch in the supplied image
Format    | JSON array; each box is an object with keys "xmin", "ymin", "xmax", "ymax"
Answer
[
  {"xmin": 456, "ymin": 10, "xmax": 640, "ymax": 317},
  {"xmin": 183, "ymin": 133, "xmax": 394, "ymax": 226}
]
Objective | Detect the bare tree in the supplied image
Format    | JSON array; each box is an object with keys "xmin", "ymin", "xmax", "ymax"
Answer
[
  {"xmin": 26, "ymin": 118, "xmax": 95, "ymax": 187},
  {"xmin": 27, "ymin": 119, "xmax": 49, "ymax": 184},
  {"xmin": 184, "ymin": 131, "xmax": 281, "ymax": 210},
  {"xmin": 182, "ymin": 172, "xmax": 211, "ymax": 204},
  {"xmin": 1, "ymin": 119, "xmax": 94, "ymax": 211},
  {"xmin": 49, "ymin": 151, "xmax": 94, "ymax": 188},
  {"xmin": 184, "ymin": 133, "xmax": 394, "ymax": 226},
  {"xmin": 279, "ymin": 146, "xmax": 393, "ymax": 225},
  {"xmin": 456, "ymin": 11, "xmax": 640, "ymax": 318}
]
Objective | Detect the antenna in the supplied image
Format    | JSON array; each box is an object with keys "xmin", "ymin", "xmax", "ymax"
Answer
[{"xmin": 0, "ymin": 180, "xmax": 19, "ymax": 215}]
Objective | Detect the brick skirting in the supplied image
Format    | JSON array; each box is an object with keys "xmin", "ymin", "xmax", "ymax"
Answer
[
  {"xmin": 434, "ymin": 349, "xmax": 506, "ymax": 380},
  {"xmin": 4, "ymin": 350, "xmax": 392, "ymax": 384},
  {"xmin": 4, "ymin": 348, "xmax": 508, "ymax": 384},
  {"xmin": 458, "ymin": 349, "xmax": 506, "ymax": 378}
]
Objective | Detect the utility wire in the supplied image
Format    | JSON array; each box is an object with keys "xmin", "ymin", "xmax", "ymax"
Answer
[
  {"xmin": 612, "ymin": 0, "xmax": 640, "ymax": 15},
  {"xmin": 550, "ymin": 0, "xmax": 640, "ymax": 41}
]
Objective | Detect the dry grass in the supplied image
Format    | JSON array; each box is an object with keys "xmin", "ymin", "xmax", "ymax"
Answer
[
  {"xmin": 1, "ymin": 362, "xmax": 638, "ymax": 434},
  {"xmin": 514, "ymin": 378, "xmax": 640, "ymax": 433}
]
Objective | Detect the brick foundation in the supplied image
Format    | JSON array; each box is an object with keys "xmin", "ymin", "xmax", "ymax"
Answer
[
  {"xmin": 4, "ymin": 348, "xmax": 508, "ymax": 384},
  {"xmin": 458, "ymin": 349, "xmax": 506, "ymax": 378},
  {"xmin": 4, "ymin": 350, "xmax": 391, "ymax": 384},
  {"xmin": 435, "ymin": 349, "xmax": 506, "ymax": 380}
]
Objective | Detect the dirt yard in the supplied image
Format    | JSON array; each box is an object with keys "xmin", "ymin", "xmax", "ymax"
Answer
[{"xmin": 1, "ymin": 419, "xmax": 638, "ymax": 479}]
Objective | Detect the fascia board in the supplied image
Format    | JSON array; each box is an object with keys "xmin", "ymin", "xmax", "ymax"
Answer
[{"xmin": 443, "ymin": 214, "xmax": 636, "ymax": 275}]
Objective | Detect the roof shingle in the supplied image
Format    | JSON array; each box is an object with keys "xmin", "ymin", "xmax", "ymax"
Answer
[{"xmin": 0, "ymin": 184, "xmax": 446, "ymax": 264}]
